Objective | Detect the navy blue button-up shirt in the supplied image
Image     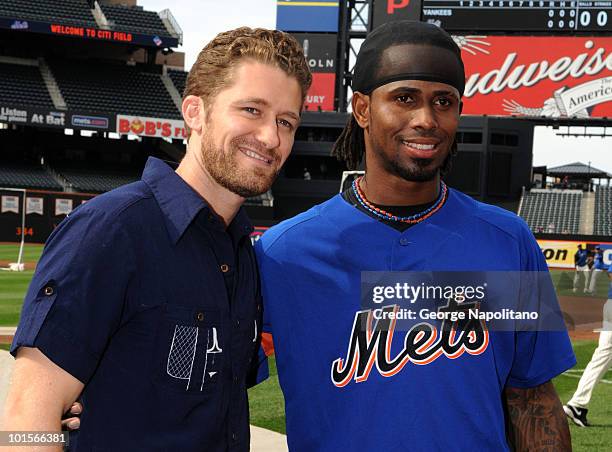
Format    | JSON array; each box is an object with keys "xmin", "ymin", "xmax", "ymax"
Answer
[{"xmin": 11, "ymin": 157, "xmax": 263, "ymax": 451}]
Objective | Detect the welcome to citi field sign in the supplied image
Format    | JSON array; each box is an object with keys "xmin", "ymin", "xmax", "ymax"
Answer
[{"xmin": 458, "ymin": 36, "xmax": 612, "ymax": 118}]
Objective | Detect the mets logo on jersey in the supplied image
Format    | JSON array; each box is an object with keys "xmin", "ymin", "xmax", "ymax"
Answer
[{"xmin": 331, "ymin": 300, "xmax": 490, "ymax": 387}]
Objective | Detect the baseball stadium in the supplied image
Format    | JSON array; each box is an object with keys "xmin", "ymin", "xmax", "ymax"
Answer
[{"xmin": 0, "ymin": 0, "xmax": 611, "ymax": 450}]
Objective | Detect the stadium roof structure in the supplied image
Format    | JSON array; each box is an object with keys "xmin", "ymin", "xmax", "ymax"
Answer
[{"xmin": 547, "ymin": 162, "xmax": 611, "ymax": 179}]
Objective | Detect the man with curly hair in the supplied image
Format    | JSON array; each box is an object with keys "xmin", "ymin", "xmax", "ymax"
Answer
[{"xmin": 4, "ymin": 27, "xmax": 310, "ymax": 452}]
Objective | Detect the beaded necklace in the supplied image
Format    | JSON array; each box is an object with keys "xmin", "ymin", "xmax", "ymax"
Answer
[{"xmin": 352, "ymin": 176, "xmax": 448, "ymax": 224}]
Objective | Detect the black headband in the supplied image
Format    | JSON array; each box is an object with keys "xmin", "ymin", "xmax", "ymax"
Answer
[{"xmin": 352, "ymin": 21, "xmax": 465, "ymax": 96}]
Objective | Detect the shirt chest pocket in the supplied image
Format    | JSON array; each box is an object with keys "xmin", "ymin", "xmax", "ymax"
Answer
[{"xmin": 154, "ymin": 304, "xmax": 225, "ymax": 394}]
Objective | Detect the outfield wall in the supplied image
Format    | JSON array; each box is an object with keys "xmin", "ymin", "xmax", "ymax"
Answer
[
  {"xmin": 0, "ymin": 189, "xmax": 94, "ymax": 243},
  {"xmin": 2, "ymin": 189, "xmax": 611, "ymax": 271},
  {"xmin": 535, "ymin": 235, "xmax": 612, "ymax": 269}
]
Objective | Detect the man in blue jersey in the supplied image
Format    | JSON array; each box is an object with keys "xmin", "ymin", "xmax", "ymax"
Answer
[
  {"xmin": 565, "ymin": 262, "xmax": 612, "ymax": 426},
  {"xmin": 573, "ymin": 244, "xmax": 590, "ymax": 293},
  {"xmin": 586, "ymin": 246, "xmax": 606, "ymax": 295},
  {"xmin": 256, "ymin": 21, "xmax": 574, "ymax": 451}
]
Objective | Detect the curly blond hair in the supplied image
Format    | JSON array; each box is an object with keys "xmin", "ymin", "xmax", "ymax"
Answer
[{"xmin": 183, "ymin": 27, "xmax": 312, "ymax": 138}]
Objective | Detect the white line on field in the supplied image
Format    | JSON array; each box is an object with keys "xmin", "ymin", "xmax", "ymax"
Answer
[{"xmin": 561, "ymin": 372, "xmax": 612, "ymax": 384}]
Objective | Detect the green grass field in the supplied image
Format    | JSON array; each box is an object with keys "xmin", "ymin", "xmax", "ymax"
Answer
[
  {"xmin": 0, "ymin": 270, "xmax": 35, "ymax": 326},
  {"xmin": 0, "ymin": 243, "xmax": 44, "ymax": 264},
  {"xmin": 1, "ymin": 243, "xmax": 611, "ymax": 449},
  {"xmin": 554, "ymin": 341, "xmax": 612, "ymax": 451}
]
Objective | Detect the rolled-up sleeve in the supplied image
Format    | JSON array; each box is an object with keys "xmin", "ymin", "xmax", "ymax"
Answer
[{"xmin": 11, "ymin": 205, "xmax": 134, "ymax": 384}]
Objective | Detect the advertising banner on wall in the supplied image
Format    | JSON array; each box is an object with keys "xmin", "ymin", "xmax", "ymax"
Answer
[
  {"xmin": 0, "ymin": 105, "xmax": 114, "ymax": 131},
  {"xmin": 305, "ymin": 73, "xmax": 336, "ymax": 111},
  {"xmin": 459, "ymin": 36, "xmax": 612, "ymax": 118},
  {"xmin": 537, "ymin": 239, "xmax": 612, "ymax": 269},
  {"xmin": 116, "ymin": 115, "xmax": 187, "ymax": 139},
  {"xmin": 372, "ymin": 0, "xmax": 423, "ymax": 29},
  {"xmin": 1, "ymin": 17, "xmax": 179, "ymax": 48},
  {"xmin": 26, "ymin": 198, "xmax": 44, "ymax": 215},
  {"xmin": 0, "ymin": 106, "xmax": 66, "ymax": 128},
  {"xmin": 1, "ymin": 196, "xmax": 19, "ymax": 214},
  {"xmin": 70, "ymin": 113, "xmax": 112, "ymax": 130},
  {"xmin": 292, "ymin": 33, "xmax": 337, "ymax": 111},
  {"xmin": 277, "ymin": 0, "xmax": 339, "ymax": 32},
  {"xmin": 55, "ymin": 199, "xmax": 73, "ymax": 216}
]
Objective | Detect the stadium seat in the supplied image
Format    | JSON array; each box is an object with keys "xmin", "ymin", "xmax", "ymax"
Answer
[
  {"xmin": 594, "ymin": 186, "xmax": 612, "ymax": 236},
  {"xmin": 100, "ymin": 4, "xmax": 173, "ymax": 38},
  {"xmin": 518, "ymin": 190, "xmax": 583, "ymax": 234},
  {"xmin": 0, "ymin": 164, "xmax": 63, "ymax": 191},
  {"xmin": 56, "ymin": 168, "xmax": 139, "ymax": 193},
  {"xmin": 0, "ymin": 62, "xmax": 55, "ymax": 109},
  {"xmin": 168, "ymin": 69, "xmax": 187, "ymax": 97},
  {"xmin": 0, "ymin": 0, "xmax": 97, "ymax": 27},
  {"xmin": 49, "ymin": 60, "xmax": 181, "ymax": 119}
]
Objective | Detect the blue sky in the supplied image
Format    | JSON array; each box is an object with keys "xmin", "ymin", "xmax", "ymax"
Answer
[{"xmin": 139, "ymin": 0, "xmax": 611, "ymax": 174}]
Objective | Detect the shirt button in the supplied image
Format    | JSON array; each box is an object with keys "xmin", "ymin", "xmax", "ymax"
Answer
[
  {"xmin": 231, "ymin": 433, "xmax": 237, "ymax": 441},
  {"xmin": 235, "ymin": 319, "xmax": 240, "ymax": 329},
  {"xmin": 43, "ymin": 286, "xmax": 54, "ymax": 296},
  {"xmin": 233, "ymin": 375, "xmax": 238, "ymax": 384},
  {"xmin": 399, "ymin": 238, "xmax": 410, "ymax": 246},
  {"xmin": 195, "ymin": 312, "xmax": 205, "ymax": 322},
  {"xmin": 220, "ymin": 264, "xmax": 230, "ymax": 273}
]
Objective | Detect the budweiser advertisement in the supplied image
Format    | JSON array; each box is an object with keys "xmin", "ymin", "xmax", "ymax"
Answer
[
  {"xmin": 116, "ymin": 115, "xmax": 186, "ymax": 139},
  {"xmin": 458, "ymin": 36, "xmax": 612, "ymax": 118}
]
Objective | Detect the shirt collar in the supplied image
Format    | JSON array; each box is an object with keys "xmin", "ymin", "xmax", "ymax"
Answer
[
  {"xmin": 142, "ymin": 157, "xmax": 253, "ymax": 244},
  {"xmin": 227, "ymin": 206, "xmax": 255, "ymax": 241}
]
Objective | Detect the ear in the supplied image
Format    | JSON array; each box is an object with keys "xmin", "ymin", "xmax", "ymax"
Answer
[
  {"xmin": 352, "ymin": 91, "xmax": 370, "ymax": 130},
  {"xmin": 458, "ymin": 100, "xmax": 464, "ymax": 115},
  {"xmin": 182, "ymin": 95, "xmax": 205, "ymax": 135}
]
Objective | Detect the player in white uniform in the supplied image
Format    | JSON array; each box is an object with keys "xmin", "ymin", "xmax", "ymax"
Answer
[{"xmin": 565, "ymin": 263, "xmax": 612, "ymax": 427}]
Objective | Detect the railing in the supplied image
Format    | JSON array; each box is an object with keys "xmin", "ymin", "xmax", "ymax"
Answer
[{"xmin": 159, "ymin": 9, "xmax": 183, "ymax": 45}]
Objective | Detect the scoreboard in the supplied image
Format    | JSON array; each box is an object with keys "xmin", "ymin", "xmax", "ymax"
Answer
[{"xmin": 422, "ymin": 1, "xmax": 612, "ymax": 32}]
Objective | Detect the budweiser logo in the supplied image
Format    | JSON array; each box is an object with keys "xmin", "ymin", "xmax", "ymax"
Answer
[{"xmin": 463, "ymin": 40, "xmax": 612, "ymax": 98}]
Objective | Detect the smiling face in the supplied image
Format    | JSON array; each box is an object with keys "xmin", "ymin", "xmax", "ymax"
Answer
[
  {"xmin": 362, "ymin": 78, "xmax": 461, "ymax": 183},
  {"xmin": 199, "ymin": 60, "xmax": 302, "ymax": 198},
  {"xmin": 351, "ymin": 42, "xmax": 463, "ymax": 184}
]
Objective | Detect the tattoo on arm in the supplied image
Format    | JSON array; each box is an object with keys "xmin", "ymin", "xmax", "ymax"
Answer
[{"xmin": 504, "ymin": 381, "xmax": 571, "ymax": 452}]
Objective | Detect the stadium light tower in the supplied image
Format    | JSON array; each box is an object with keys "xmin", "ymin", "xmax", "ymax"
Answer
[{"xmin": 336, "ymin": 0, "xmax": 373, "ymax": 112}]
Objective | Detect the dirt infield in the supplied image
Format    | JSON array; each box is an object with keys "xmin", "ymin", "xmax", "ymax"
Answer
[
  {"xmin": 559, "ymin": 294, "xmax": 606, "ymax": 341},
  {"xmin": 568, "ymin": 330, "xmax": 599, "ymax": 341}
]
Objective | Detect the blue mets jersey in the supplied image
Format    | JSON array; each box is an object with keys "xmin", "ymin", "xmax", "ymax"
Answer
[
  {"xmin": 256, "ymin": 189, "xmax": 575, "ymax": 451},
  {"xmin": 576, "ymin": 249, "xmax": 588, "ymax": 266}
]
